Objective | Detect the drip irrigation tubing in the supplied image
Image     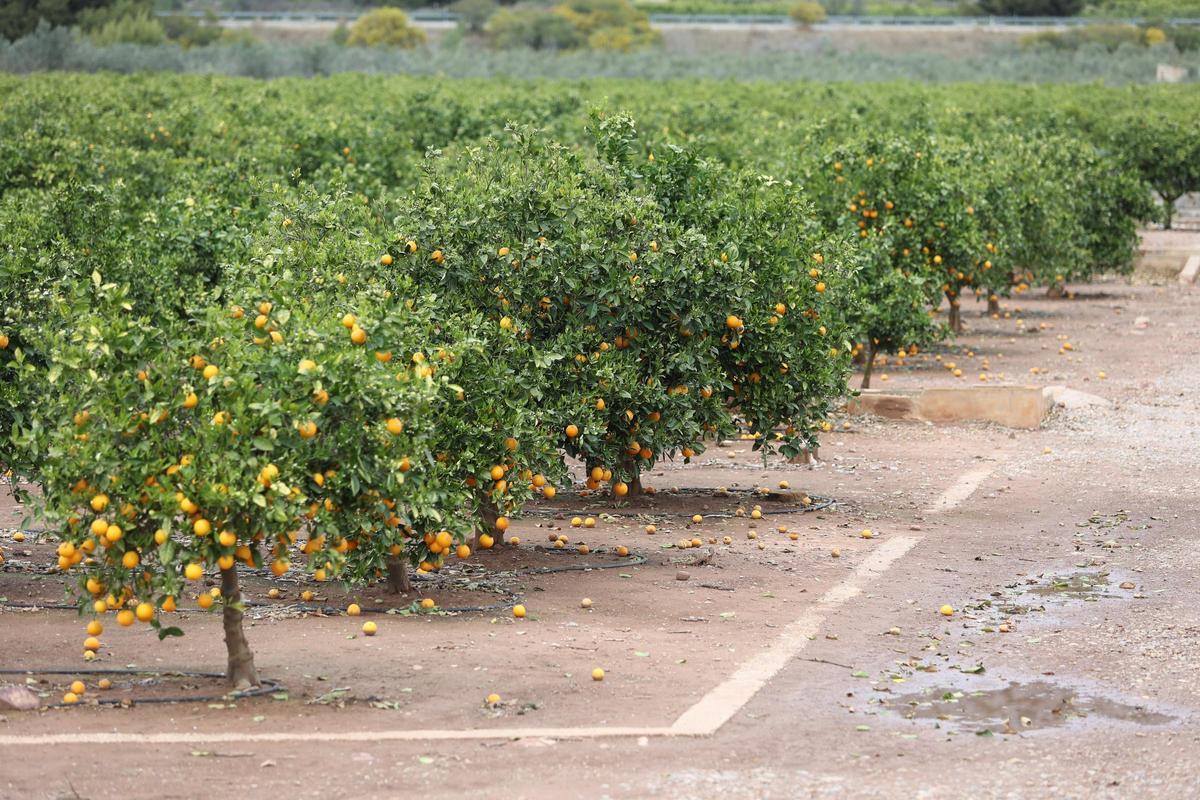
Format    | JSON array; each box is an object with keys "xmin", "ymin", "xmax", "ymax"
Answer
[
  {"xmin": 0, "ymin": 546, "xmax": 649, "ymax": 616},
  {"xmin": 518, "ymin": 492, "xmax": 835, "ymax": 519},
  {"xmin": 0, "ymin": 667, "xmax": 283, "ymax": 708}
]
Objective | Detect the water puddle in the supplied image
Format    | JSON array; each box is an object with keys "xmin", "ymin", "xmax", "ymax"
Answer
[
  {"xmin": 887, "ymin": 681, "xmax": 1173, "ymax": 734},
  {"xmin": 1027, "ymin": 571, "xmax": 1112, "ymax": 600}
]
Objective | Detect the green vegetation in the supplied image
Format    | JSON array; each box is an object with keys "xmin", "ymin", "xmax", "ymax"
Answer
[
  {"xmin": 1, "ymin": 73, "xmax": 1194, "ymax": 680},
  {"xmin": 345, "ymin": 7, "xmax": 427, "ymax": 48}
]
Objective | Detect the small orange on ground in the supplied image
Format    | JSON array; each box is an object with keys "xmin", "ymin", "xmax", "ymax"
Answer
[
  {"xmin": 512, "ymin": 604, "xmax": 526, "ymax": 618},
  {"xmin": 591, "ymin": 668, "xmax": 605, "ymax": 681},
  {"xmin": 98, "ymin": 679, "xmax": 112, "ymax": 690},
  {"xmin": 362, "ymin": 621, "xmax": 378, "ymax": 636},
  {"xmin": 70, "ymin": 680, "xmax": 85, "ymax": 695},
  {"xmin": 62, "ymin": 692, "xmax": 79, "ymax": 704},
  {"xmin": 420, "ymin": 598, "xmax": 435, "ymax": 610},
  {"xmin": 939, "ymin": 605, "xmax": 954, "ymax": 617},
  {"xmin": 347, "ymin": 603, "xmax": 361, "ymax": 616},
  {"xmin": 486, "ymin": 693, "xmax": 501, "ymax": 706}
]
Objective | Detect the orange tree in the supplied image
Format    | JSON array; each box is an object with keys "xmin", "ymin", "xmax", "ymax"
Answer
[
  {"xmin": 809, "ymin": 135, "xmax": 972, "ymax": 384},
  {"xmin": 228, "ymin": 186, "xmax": 566, "ymax": 553},
  {"xmin": 392, "ymin": 117, "xmax": 853, "ymax": 495},
  {"xmin": 8, "ymin": 265, "xmax": 452, "ymax": 686},
  {"xmin": 1109, "ymin": 112, "xmax": 1200, "ymax": 231}
]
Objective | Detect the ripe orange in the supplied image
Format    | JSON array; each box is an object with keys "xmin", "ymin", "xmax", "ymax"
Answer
[
  {"xmin": 380, "ymin": 253, "xmax": 393, "ymax": 266},
  {"xmin": 512, "ymin": 604, "xmax": 526, "ymax": 618},
  {"xmin": 83, "ymin": 636, "xmax": 101, "ymax": 652},
  {"xmin": 420, "ymin": 598, "xmax": 435, "ymax": 610},
  {"xmin": 591, "ymin": 668, "xmax": 605, "ymax": 681},
  {"xmin": 565, "ymin": 424, "xmax": 579, "ymax": 438},
  {"xmin": 116, "ymin": 609, "xmax": 134, "ymax": 627},
  {"xmin": 86, "ymin": 620, "xmax": 103, "ymax": 636},
  {"xmin": 486, "ymin": 693, "xmax": 501, "ymax": 705},
  {"xmin": 347, "ymin": 603, "xmax": 362, "ymax": 616},
  {"xmin": 613, "ymin": 482, "xmax": 629, "ymax": 497},
  {"xmin": 135, "ymin": 602, "xmax": 153, "ymax": 622},
  {"xmin": 62, "ymin": 692, "xmax": 79, "ymax": 704},
  {"xmin": 362, "ymin": 621, "xmax": 378, "ymax": 636},
  {"xmin": 495, "ymin": 516, "xmax": 509, "ymax": 532},
  {"xmin": 350, "ymin": 326, "xmax": 367, "ymax": 345}
]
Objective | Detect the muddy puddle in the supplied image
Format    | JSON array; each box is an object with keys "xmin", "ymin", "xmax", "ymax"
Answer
[
  {"xmin": 886, "ymin": 681, "xmax": 1173, "ymax": 734},
  {"xmin": 1026, "ymin": 571, "xmax": 1114, "ymax": 600}
]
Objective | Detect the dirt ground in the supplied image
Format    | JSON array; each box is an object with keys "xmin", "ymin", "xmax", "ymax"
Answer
[{"xmin": 2, "ymin": 272, "xmax": 1200, "ymax": 799}]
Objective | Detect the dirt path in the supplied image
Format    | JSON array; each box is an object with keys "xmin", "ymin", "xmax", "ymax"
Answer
[{"xmin": 1, "ymin": 280, "xmax": 1199, "ymax": 799}]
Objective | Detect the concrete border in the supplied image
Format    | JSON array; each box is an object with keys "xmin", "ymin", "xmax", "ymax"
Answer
[{"xmin": 1180, "ymin": 255, "xmax": 1200, "ymax": 286}]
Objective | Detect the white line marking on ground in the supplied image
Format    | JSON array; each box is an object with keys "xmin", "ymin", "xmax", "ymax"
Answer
[
  {"xmin": 669, "ymin": 534, "xmax": 920, "ymax": 735},
  {"xmin": 924, "ymin": 465, "xmax": 994, "ymax": 515},
  {"xmin": 0, "ymin": 536, "xmax": 921, "ymax": 746}
]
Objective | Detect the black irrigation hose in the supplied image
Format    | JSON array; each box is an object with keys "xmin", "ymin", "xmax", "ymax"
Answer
[
  {"xmin": 518, "ymin": 493, "xmax": 835, "ymax": 519},
  {"xmin": 0, "ymin": 667, "xmax": 283, "ymax": 709},
  {"xmin": 0, "ymin": 546, "xmax": 650, "ymax": 617}
]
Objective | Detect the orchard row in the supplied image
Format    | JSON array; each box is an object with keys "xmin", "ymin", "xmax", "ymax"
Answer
[{"xmin": 0, "ymin": 75, "xmax": 1193, "ymax": 683}]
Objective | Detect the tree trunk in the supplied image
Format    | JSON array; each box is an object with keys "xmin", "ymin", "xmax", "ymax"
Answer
[
  {"xmin": 617, "ymin": 456, "xmax": 644, "ymax": 497},
  {"xmin": 1046, "ymin": 284, "xmax": 1064, "ymax": 299},
  {"xmin": 860, "ymin": 341, "xmax": 878, "ymax": 390},
  {"xmin": 1163, "ymin": 194, "xmax": 1179, "ymax": 230},
  {"xmin": 474, "ymin": 491, "xmax": 502, "ymax": 547},
  {"xmin": 947, "ymin": 300, "xmax": 963, "ymax": 334},
  {"xmin": 220, "ymin": 567, "xmax": 259, "ymax": 690},
  {"xmin": 385, "ymin": 556, "xmax": 411, "ymax": 594},
  {"xmin": 987, "ymin": 295, "xmax": 1000, "ymax": 316}
]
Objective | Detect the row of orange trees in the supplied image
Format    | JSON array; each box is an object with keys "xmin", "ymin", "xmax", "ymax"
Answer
[
  {"xmin": 1, "ymin": 115, "xmax": 851, "ymax": 685},
  {"xmin": 0, "ymin": 75, "xmax": 1174, "ymax": 684}
]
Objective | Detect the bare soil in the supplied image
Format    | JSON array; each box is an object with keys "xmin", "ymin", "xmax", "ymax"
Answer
[{"xmin": 2, "ymin": 276, "xmax": 1200, "ymax": 799}]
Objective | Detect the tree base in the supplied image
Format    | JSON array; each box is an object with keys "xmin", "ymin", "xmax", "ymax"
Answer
[
  {"xmin": 220, "ymin": 567, "xmax": 259, "ymax": 689},
  {"xmin": 474, "ymin": 492, "xmax": 503, "ymax": 547},
  {"xmin": 385, "ymin": 556, "xmax": 411, "ymax": 594}
]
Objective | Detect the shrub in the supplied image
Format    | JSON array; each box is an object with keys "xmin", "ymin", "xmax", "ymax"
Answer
[
  {"xmin": 487, "ymin": 8, "xmax": 583, "ymax": 50},
  {"xmin": 160, "ymin": 13, "xmax": 224, "ymax": 48},
  {"xmin": 452, "ymin": 0, "xmax": 499, "ymax": 35},
  {"xmin": 790, "ymin": 1, "xmax": 827, "ymax": 28},
  {"xmin": 345, "ymin": 8, "xmax": 427, "ymax": 49},
  {"xmin": 88, "ymin": 11, "xmax": 166, "ymax": 47}
]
